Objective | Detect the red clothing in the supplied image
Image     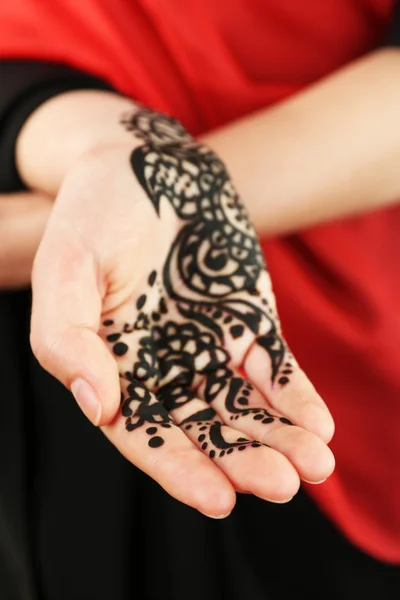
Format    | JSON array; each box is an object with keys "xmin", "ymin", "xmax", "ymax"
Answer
[{"xmin": 1, "ymin": 0, "xmax": 399, "ymax": 563}]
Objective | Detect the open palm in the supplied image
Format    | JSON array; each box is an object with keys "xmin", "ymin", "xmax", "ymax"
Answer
[{"xmin": 32, "ymin": 108, "xmax": 334, "ymax": 517}]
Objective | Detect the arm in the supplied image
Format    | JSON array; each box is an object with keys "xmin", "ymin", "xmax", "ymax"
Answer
[
  {"xmin": 202, "ymin": 48, "xmax": 400, "ymax": 235},
  {"xmin": 0, "ymin": 56, "xmax": 337, "ymax": 514},
  {"xmin": 0, "ymin": 191, "xmax": 51, "ymax": 288},
  {"xmin": 16, "ymin": 49, "xmax": 400, "ymax": 236}
]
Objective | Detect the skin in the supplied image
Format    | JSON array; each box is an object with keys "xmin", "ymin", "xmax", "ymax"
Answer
[
  {"xmin": 0, "ymin": 192, "xmax": 52, "ymax": 288},
  {"xmin": 3, "ymin": 47, "xmax": 399, "ymax": 515}
]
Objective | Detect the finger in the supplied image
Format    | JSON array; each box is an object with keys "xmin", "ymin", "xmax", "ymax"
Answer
[
  {"xmin": 0, "ymin": 191, "xmax": 52, "ymax": 288},
  {"xmin": 31, "ymin": 224, "xmax": 121, "ymax": 425},
  {"xmin": 197, "ymin": 372, "xmax": 335, "ymax": 483},
  {"xmin": 198, "ymin": 291, "xmax": 334, "ymax": 442},
  {"xmin": 102, "ymin": 331, "xmax": 236, "ymax": 517},
  {"xmin": 158, "ymin": 385, "xmax": 300, "ymax": 503},
  {"xmin": 244, "ymin": 341, "xmax": 335, "ymax": 443}
]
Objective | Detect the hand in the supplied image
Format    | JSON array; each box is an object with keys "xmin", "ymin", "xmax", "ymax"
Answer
[
  {"xmin": 31, "ymin": 108, "xmax": 335, "ymax": 517},
  {"xmin": 0, "ymin": 191, "xmax": 52, "ymax": 288}
]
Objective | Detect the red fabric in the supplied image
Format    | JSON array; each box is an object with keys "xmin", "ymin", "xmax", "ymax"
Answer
[{"xmin": 1, "ymin": 0, "xmax": 399, "ymax": 563}]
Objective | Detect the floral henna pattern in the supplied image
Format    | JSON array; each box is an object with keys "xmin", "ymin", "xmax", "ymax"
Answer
[
  {"xmin": 121, "ymin": 379, "xmax": 174, "ymax": 448},
  {"xmin": 104, "ymin": 108, "xmax": 295, "ymax": 450}
]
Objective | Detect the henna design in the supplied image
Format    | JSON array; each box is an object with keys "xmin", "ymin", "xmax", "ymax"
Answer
[
  {"xmin": 121, "ymin": 379, "xmax": 174, "ymax": 448},
  {"xmin": 104, "ymin": 108, "xmax": 295, "ymax": 450},
  {"xmin": 134, "ymin": 322, "xmax": 232, "ymax": 404},
  {"xmin": 224, "ymin": 377, "xmax": 292, "ymax": 426},
  {"xmin": 180, "ymin": 409, "xmax": 265, "ymax": 458}
]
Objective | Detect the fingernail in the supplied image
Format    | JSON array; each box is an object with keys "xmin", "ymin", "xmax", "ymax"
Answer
[
  {"xmin": 71, "ymin": 378, "xmax": 102, "ymax": 426},
  {"xmin": 260, "ymin": 496, "xmax": 294, "ymax": 504},
  {"xmin": 303, "ymin": 478, "xmax": 327, "ymax": 485},
  {"xmin": 200, "ymin": 512, "xmax": 231, "ymax": 520}
]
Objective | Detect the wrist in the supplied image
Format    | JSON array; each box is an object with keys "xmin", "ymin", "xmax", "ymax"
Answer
[{"xmin": 16, "ymin": 89, "xmax": 140, "ymax": 196}]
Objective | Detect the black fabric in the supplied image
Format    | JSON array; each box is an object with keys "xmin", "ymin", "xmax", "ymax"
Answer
[
  {"xmin": 0, "ymin": 293, "xmax": 399, "ymax": 600},
  {"xmin": 382, "ymin": 0, "xmax": 400, "ymax": 46},
  {"xmin": 0, "ymin": 61, "xmax": 114, "ymax": 192}
]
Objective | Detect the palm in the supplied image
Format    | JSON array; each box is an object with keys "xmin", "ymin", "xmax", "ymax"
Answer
[{"xmin": 99, "ymin": 109, "xmax": 333, "ymax": 499}]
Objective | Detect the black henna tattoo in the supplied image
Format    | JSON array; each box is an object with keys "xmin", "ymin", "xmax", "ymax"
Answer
[
  {"xmin": 103, "ymin": 108, "xmax": 295, "ymax": 451},
  {"xmin": 224, "ymin": 377, "xmax": 293, "ymax": 426},
  {"xmin": 180, "ymin": 409, "xmax": 266, "ymax": 458},
  {"xmin": 121, "ymin": 379, "xmax": 174, "ymax": 448}
]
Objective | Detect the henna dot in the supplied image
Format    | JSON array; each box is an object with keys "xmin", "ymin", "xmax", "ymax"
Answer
[
  {"xmin": 202, "ymin": 442, "xmax": 208, "ymax": 450},
  {"xmin": 230, "ymin": 325, "xmax": 244, "ymax": 339},
  {"xmin": 161, "ymin": 423, "xmax": 172, "ymax": 428},
  {"xmin": 209, "ymin": 450, "xmax": 216, "ymax": 458},
  {"xmin": 213, "ymin": 310, "xmax": 222, "ymax": 319},
  {"xmin": 261, "ymin": 299, "xmax": 268, "ymax": 305},
  {"xmin": 238, "ymin": 446, "xmax": 247, "ymax": 451},
  {"xmin": 103, "ymin": 319, "xmax": 114, "ymax": 326},
  {"xmin": 242, "ymin": 389, "xmax": 250, "ymax": 397},
  {"xmin": 278, "ymin": 376, "xmax": 289, "ymax": 385},
  {"xmin": 185, "ymin": 425, "xmax": 192, "ymax": 430},
  {"xmin": 136, "ymin": 295, "xmax": 147, "ymax": 310},
  {"xmin": 159, "ymin": 298, "xmax": 168, "ymax": 314},
  {"xmin": 234, "ymin": 416, "xmax": 239, "ymax": 420},
  {"xmin": 230, "ymin": 416, "xmax": 234, "ymax": 420},
  {"xmin": 198, "ymin": 434, "xmax": 206, "ymax": 442},
  {"xmin": 227, "ymin": 448, "xmax": 234, "ymax": 454},
  {"xmin": 251, "ymin": 442, "xmax": 261, "ymax": 448},
  {"xmin": 152, "ymin": 312, "xmax": 161, "ymax": 322},
  {"xmin": 220, "ymin": 450, "xmax": 225, "ymax": 457},
  {"xmin": 197, "ymin": 422, "xmax": 202, "ymax": 426},
  {"xmin": 148, "ymin": 436, "xmax": 164, "ymax": 448},
  {"xmin": 237, "ymin": 437, "xmax": 249, "ymax": 442},
  {"xmin": 223, "ymin": 316, "xmax": 233, "ymax": 324},
  {"xmin": 262, "ymin": 417, "xmax": 274, "ymax": 424},
  {"xmin": 107, "ymin": 333, "xmax": 121, "ymax": 342},
  {"xmin": 238, "ymin": 397, "xmax": 249, "ymax": 406},
  {"xmin": 242, "ymin": 410, "xmax": 250, "ymax": 416},
  {"xmin": 199, "ymin": 426, "xmax": 207, "ymax": 431},
  {"xmin": 280, "ymin": 417, "xmax": 293, "ymax": 425},
  {"xmin": 113, "ymin": 342, "xmax": 129, "ymax": 356},
  {"xmin": 126, "ymin": 423, "xmax": 135, "ymax": 432},
  {"xmin": 282, "ymin": 369, "xmax": 292, "ymax": 375},
  {"xmin": 253, "ymin": 414, "xmax": 264, "ymax": 421},
  {"xmin": 146, "ymin": 427, "xmax": 158, "ymax": 435},
  {"xmin": 285, "ymin": 363, "xmax": 292, "ymax": 367},
  {"xmin": 148, "ymin": 271, "xmax": 157, "ymax": 286}
]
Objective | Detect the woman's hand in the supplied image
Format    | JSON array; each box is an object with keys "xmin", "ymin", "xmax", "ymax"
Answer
[
  {"xmin": 31, "ymin": 108, "xmax": 334, "ymax": 517},
  {"xmin": 0, "ymin": 191, "xmax": 52, "ymax": 288}
]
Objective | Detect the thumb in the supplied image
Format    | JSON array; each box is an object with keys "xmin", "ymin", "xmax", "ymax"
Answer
[{"xmin": 30, "ymin": 224, "xmax": 121, "ymax": 426}]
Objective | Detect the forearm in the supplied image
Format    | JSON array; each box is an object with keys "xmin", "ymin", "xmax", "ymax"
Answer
[
  {"xmin": 0, "ymin": 191, "xmax": 52, "ymax": 288},
  {"xmin": 203, "ymin": 48, "xmax": 400, "ymax": 235},
  {"xmin": 16, "ymin": 48, "xmax": 400, "ymax": 235}
]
